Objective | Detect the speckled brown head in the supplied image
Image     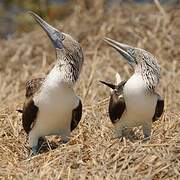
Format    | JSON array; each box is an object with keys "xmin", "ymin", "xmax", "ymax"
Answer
[
  {"xmin": 29, "ymin": 11, "xmax": 84, "ymax": 84},
  {"xmin": 104, "ymin": 37, "xmax": 160, "ymax": 90}
]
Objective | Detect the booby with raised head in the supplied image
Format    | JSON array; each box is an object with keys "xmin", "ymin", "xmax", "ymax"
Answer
[
  {"xmin": 18, "ymin": 12, "xmax": 84, "ymax": 155},
  {"xmin": 100, "ymin": 37, "xmax": 164, "ymax": 140}
]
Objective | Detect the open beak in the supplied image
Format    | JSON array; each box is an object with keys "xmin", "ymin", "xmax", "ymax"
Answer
[
  {"xmin": 99, "ymin": 80, "xmax": 116, "ymax": 89},
  {"xmin": 29, "ymin": 11, "xmax": 64, "ymax": 49},
  {"xmin": 104, "ymin": 37, "xmax": 135, "ymax": 64}
]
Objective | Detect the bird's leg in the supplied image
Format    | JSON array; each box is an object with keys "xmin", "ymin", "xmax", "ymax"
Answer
[
  {"xmin": 60, "ymin": 131, "xmax": 70, "ymax": 144},
  {"xmin": 114, "ymin": 122, "xmax": 125, "ymax": 140},
  {"xmin": 31, "ymin": 137, "xmax": 46, "ymax": 155},
  {"xmin": 114, "ymin": 125, "xmax": 124, "ymax": 140},
  {"xmin": 142, "ymin": 121, "xmax": 152, "ymax": 141},
  {"xmin": 28, "ymin": 131, "xmax": 41, "ymax": 156},
  {"xmin": 31, "ymin": 146, "xmax": 39, "ymax": 155},
  {"xmin": 61, "ymin": 137, "xmax": 70, "ymax": 144}
]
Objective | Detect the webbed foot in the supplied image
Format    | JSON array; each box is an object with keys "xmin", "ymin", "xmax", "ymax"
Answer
[
  {"xmin": 114, "ymin": 129, "xmax": 123, "ymax": 140},
  {"xmin": 30, "ymin": 137, "xmax": 45, "ymax": 156},
  {"xmin": 142, "ymin": 135, "xmax": 151, "ymax": 142},
  {"xmin": 31, "ymin": 146, "xmax": 39, "ymax": 156},
  {"xmin": 142, "ymin": 122, "xmax": 152, "ymax": 142},
  {"xmin": 61, "ymin": 135, "xmax": 70, "ymax": 144}
]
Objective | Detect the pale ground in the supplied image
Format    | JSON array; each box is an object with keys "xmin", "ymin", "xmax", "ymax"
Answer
[{"xmin": 0, "ymin": 3, "xmax": 180, "ymax": 180}]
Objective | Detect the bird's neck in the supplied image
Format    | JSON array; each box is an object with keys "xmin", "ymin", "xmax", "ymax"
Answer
[
  {"xmin": 135, "ymin": 61, "xmax": 160, "ymax": 90},
  {"xmin": 56, "ymin": 49, "xmax": 81, "ymax": 85},
  {"xmin": 134, "ymin": 66, "xmax": 158, "ymax": 92},
  {"xmin": 45, "ymin": 64, "xmax": 75, "ymax": 89},
  {"xmin": 125, "ymin": 73, "xmax": 146, "ymax": 93}
]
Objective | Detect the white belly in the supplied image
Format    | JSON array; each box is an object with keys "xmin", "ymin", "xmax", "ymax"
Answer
[
  {"xmin": 29, "ymin": 85, "xmax": 79, "ymax": 147},
  {"xmin": 117, "ymin": 73, "xmax": 157, "ymax": 128},
  {"xmin": 33, "ymin": 104, "xmax": 72, "ymax": 137},
  {"xmin": 28, "ymin": 66, "xmax": 80, "ymax": 147}
]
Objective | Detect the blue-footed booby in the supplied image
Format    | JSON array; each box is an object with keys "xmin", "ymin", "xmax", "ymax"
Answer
[
  {"xmin": 18, "ymin": 12, "xmax": 84, "ymax": 155},
  {"xmin": 100, "ymin": 37, "xmax": 164, "ymax": 140}
]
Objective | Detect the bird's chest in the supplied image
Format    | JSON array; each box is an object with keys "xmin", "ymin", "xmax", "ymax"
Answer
[
  {"xmin": 32, "ymin": 86, "xmax": 78, "ymax": 135},
  {"xmin": 123, "ymin": 74, "xmax": 156, "ymax": 116},
  {"xmin": 34, "ymin": 85, "xmax": 77, "ymax": 115}
]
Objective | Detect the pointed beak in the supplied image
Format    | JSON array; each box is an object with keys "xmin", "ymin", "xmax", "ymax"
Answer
[
  {"xmin": 104, "ymin": 37, "xmax": 135, "ymax": 64},
  {"xmin": 29, "ymin": 11, "xmax": 64, "ymax": 49},
  {"xmin": 99, "ymin": 80, "xmax": 116, "ymax": 89}
]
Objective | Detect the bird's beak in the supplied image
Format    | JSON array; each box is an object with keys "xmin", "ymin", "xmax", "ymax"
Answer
[
  {"xmin": 99, "ymin": 80, "xmax": 116, "ymax": 89},
  {"xmin": 29, "ymin": 11, "xmax": 64, "ymax": 49},
  {"xmin": 104, "ymin": 37, "xmax": 134, "ymax": 64}
]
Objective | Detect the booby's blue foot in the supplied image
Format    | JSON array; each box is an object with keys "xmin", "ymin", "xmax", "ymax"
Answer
[
  {"xmin": 114, "ymin": 128, "xmax": 123, "ymax": 139},
  {"xmin": 142, "ymin": 132, "xmax": 151, "ymax": 142},
  {"xmin": 144, "ymin": 134, "xmax": 150, "ymax": 138},
  {"xmin": 30, "ymin": 137, "xmax": 45, "ymax": 156},
  {"xmin": 60, "ymin": 135, "xmax": 70, "ymax": 144},
  {"xmin": 31, "ymin": 146, "xmax": 39, "ymax": 156},
  {"xmin": 142, "ymin": 123, "xmax": 152, "ymax": 142},
  {"xmin": 142, "ymin": 135, "xmax": 151, "ymax": 142},
  {"xmin": 62, "ymin": 140, "xmax": 68, "ymax": 144}
]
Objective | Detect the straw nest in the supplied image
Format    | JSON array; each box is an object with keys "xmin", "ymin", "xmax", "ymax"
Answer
[{"xmin": 0, "ymin": 2, "xmax": 179, "ymax": 180}]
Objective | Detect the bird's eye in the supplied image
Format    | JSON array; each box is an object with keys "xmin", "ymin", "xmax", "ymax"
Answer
[{"xmin": 54, "ymin": 31, "xmax": 65, "ymax": 41}]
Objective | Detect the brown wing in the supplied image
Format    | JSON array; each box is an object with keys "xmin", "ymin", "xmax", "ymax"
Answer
[
  {"xmin": 25, "ymin": 77, "xmax": 45, "ymax": 97},
  {"xmin": 71, "ymin": 99, "xmax": 82, "ymax": 131},
  {"xmin": 109, "ymin": 95, "xmax": 126, "ymax": 123},
  {"xmin": 109, "ymin": 80, "xmax": 126, "ymax": 123},
  {"xmin": 153, "ymin": 94, "xmax": 164, "ymax": 122},
  {"xmin": 21, "ymin": 78, "xmax": 45, "ymax": 134},
  {"xmin": 22, "ymin": 98, "xmax": 39, "ymax": 134}
]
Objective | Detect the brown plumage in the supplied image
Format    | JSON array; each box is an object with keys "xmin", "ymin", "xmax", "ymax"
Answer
[
  {"xmin": 25, "ymin": 78, "xmax": 45, "ymax": 97},
  {"xmin": 153, "ymin": 94, "xmax": 164, "ymax": 122},
  {"xmin": 22, "ymin": 78, "xmax": 45, "ymax": 133},
  {"xmin": 22, "ymin": 98, "xmax": 39, "ymax": 134},
  {"xmin": 109, "ymin": 82, "xmax": 126, "ymax": 123},
  {"xmin": 100, "ymin": 80, "xmax": 126, "ymax": 124},
  {"xmin": 71, "ymin": 99, "xmax": 82, "ymax": 131}
]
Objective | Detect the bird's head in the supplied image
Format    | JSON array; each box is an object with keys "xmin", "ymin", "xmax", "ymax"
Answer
[
  {"xmin": 29, "ymin": 11, "xmax": 84, "ymax": 77},
  {"xmin": 104, "ymin": 37, "xmax": 160, "ymax": 89},
  {"xmin": 104, "ymin": 37, "xmax": 160, "ymax": 72}
]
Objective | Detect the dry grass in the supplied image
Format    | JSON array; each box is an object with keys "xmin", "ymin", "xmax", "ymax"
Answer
[{"xmin": 0, "ymin": 2, "xmax": 180, "ymax": 180}]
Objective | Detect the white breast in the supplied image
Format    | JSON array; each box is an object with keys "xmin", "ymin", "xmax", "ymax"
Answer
[
  {"xmin": 120, "ymin": 73, "xmax": 157, "ymax": 127},
  {"xmin": 31, "ymin": 66, "xmax": 79, "ymax": 140}
]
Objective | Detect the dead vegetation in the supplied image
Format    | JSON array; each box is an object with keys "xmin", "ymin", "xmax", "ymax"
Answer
[{"xmin": 0, "ymin": 2, "xmax": 180, "ymax": 180}]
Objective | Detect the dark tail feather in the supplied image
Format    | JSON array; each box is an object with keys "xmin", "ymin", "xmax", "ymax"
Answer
[{"xmin": 16, "ymin": 109, "xmax": 23, "ymax": 113}]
